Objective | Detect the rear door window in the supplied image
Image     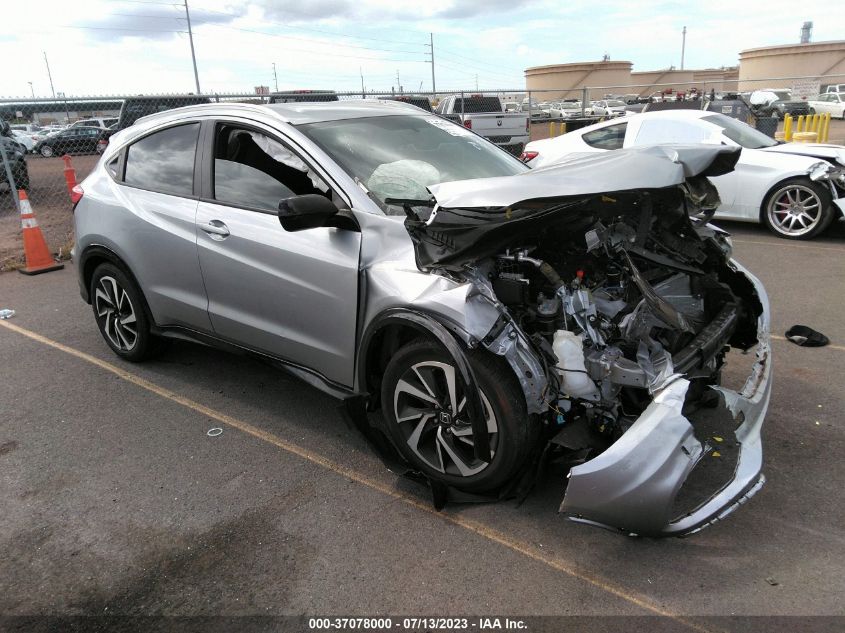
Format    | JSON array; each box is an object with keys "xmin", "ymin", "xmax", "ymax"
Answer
[
  {"xmin": 582, "ymin": 122, "xmax": 627, "ymax": 149},
  {"xmin": 124, "ymin": 123, "xmax": 199, "ymax": 196}
]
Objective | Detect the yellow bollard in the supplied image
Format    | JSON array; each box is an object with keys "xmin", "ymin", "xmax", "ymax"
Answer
[
  {"xmin": 822, "ymin": 113, "xmax": 831, "ymax": 143},
  {"xmin": 784, "ymin": 114, "xmax": 793, "ymax": 142},
  {"xmin": 549, "ymin": 121, "xmax": 554, "ymax": 137},
  {"xmin": 811, "ymin": 114, "xmax": 820, "ymax": 134},
  {"xmin": 560, "ymin": 121, "xmax": 567, "ymax": 135},
  {"xmin": 796, "ymin": 115, "xmax": 805, "ymax": 133}
]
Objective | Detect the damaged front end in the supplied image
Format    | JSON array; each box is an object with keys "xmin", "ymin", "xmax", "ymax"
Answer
[{"xmin": 404, "ymin": 145, "xmax": 772, "ymax": 536}]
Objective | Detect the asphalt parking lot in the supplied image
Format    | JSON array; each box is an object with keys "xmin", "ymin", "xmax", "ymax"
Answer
[{"xmin": 1, "ymin": 220, "xmax": 844, "ymax": 629}]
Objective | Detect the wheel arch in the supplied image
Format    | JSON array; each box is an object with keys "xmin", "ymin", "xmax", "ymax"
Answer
[
  {"xmin": 357, "ymin": 308, "xmax": 491, "ymax": 462},
  {"xmin": 79, "ymin": 245, "xmax": 157, "ymax": 327}
]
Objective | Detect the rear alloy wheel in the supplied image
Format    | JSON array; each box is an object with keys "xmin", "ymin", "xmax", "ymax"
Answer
[
  {"xmin": 381, "ymin": 340, "xmax": 535, "ymax": 492},
  {"xmin": 762, "ymin": 178, "xmax": 833, "ymax": 240},
  {"xmin": 90, "ymin": 263, "xmax": 161, "ymax": 361},
  {"xmin": 40, "ymin": 145, "xmax": 54, "ymax": 157}
]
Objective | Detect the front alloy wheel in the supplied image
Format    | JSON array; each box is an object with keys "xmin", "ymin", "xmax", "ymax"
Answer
[
  {"xmin": 393, "ymin": 360, "xmax": 499, "ymax": 478},
  {"xmin": 40, "ymin": 145, "xmax": 54, "ymax": 157},
  {"xmin": 381, "ymin": 341, "xmax": 535, "ymax": 492},
  {"xmin": 763, "ymin": 179, "xmax": 833, "ymax": 240}
]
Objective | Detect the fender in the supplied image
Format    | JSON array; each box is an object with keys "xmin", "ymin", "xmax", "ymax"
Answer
[{"xmin": 358, "ymin": 308, "xmax": 491, "ymax": 463}]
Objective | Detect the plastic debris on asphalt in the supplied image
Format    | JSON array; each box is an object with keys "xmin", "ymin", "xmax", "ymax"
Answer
[{"xmin": 0, "ymin": 309, "xmax": 15, "ymax": 319}]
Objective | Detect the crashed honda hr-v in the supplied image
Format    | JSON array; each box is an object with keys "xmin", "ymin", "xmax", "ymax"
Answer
[{"xmin": 74, "ymin": 101, "xmax": 771, "ymax": 537}]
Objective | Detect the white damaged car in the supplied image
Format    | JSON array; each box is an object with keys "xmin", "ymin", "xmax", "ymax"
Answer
[{"xmin": 521, "ymin": 110, "xmax": 845, "ymax": 239}]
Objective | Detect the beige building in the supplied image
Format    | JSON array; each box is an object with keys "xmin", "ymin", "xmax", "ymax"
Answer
[
  {"xmin": 739, "ymin": 40, "xmax": 845, "ymax": 91},
  {"xmin": 525, "ymin": 60, "xmax": 632, "ymax": 100},
  {"xmin": 525, "ymin": 61, "xmax": 739, "ymax": 99}
]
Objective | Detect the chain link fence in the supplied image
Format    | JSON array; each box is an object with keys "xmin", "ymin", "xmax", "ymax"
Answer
[{"xmin": 1, "ymin": 75, "xmax": 843, "ymax": 267}]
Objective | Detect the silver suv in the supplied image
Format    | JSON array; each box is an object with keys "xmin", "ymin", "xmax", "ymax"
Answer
[{"xmin": 74, "ymin": 101, "xmax": 772, "ymax": 536}]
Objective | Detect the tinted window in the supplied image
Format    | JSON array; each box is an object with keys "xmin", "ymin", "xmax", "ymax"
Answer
[
  {"xmin": 635, "ymin": 119, "xmax": 709, "ymax": 145},
  {"xmin": 213, "ymin": 125, "xmax": 329, "ymax": 212},
  {"xmin": 582, "ymin": 123, "xmax": 627, "ymax": 149},
  {"xmin": 124, "ymin": 123, "xmax": 199, "ymax": 196},
  {"xmin": 452, "ymin": 97, "xmax": 502, "ymax": 113}
]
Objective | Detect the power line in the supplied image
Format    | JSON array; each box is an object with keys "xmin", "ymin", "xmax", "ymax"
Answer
[
  {"xmin": 436, "ymin": 47, "xmax": 525, "ymax": 74},
  {"xmin": 59, "ymin": 25, "xmax": 187, "ymax": 33}
]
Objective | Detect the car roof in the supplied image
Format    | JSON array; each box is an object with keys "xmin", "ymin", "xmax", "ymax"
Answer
[{"xmin": 134, "ymin": 99, "xmax": 429, "ymax": 128}]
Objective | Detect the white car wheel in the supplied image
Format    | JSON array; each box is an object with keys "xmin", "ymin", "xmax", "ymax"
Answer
[{"xmin": 763, "ymin": 179, "xmax": 833, "ymax": 240}]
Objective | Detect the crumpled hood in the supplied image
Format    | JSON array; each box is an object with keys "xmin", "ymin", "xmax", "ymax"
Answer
[
  {"xmin": 761, "ymin": 142, "xmax": 845, "ymax": 167},
  {"xmin": 406, "ymin": 145, "xmax": 740, "ymax": 270},
  {"xmin": 427, "ymin": 144, "xmax": 740, "ymax": 209}
]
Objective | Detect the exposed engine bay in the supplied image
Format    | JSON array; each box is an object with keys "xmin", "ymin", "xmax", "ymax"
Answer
[
  {"xmin": 482, "ymin": 186, "xmax": 760, "ymax": 451},
  {"xmin": 397, "ymin": 145, "xmax": 772, "ymax": 536}
]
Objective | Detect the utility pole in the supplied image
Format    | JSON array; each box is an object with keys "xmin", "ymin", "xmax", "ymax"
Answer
[
  {"xmin": 475, "ymin": 74, "xmax": 479, "ymax": 91},
  {"xmin": 272, "ymin": 63, "xmax": 278, "ymax": 92},
  {"xmin": 28, "ymin": 82, "xmax": 34, "ymax": 98},
  {"xmin": 360, "ymin": 67, "xmax": 365, "ymax": 98},
  {"xmin": 396, "ymin": 69, "xmax": 402, "ymax": 94},
  {"xmin": 184, "ymin": 0, "xmax": 201, "ymax": 93},
  {"xmin": 681, "ymin": 26, "xmax": 687, "ymax": 70},
  {"xmin": 43, "ymin": 52, "xmax": 56, "ymax": 98},
  {"xmin": 426, "ymin": 32, "xmax": 436, "ymax": 97}
]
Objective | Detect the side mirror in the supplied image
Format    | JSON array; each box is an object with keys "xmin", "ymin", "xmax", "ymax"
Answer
[{"xmin": 278, "ymin": 194, "xmax": 340, "ymax": 231}]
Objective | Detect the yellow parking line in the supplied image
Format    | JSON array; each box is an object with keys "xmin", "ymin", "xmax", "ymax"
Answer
[
  {"xmin": 0, "ymin": 318, "xmax": 719, "ymax": 633},
  {"xmin": 771, "ymin": 334, "xmax": 845, "ymax": 352},
  {"xmin": 731, "ymin": 239, "xmax": 845, "ymax": 254}
]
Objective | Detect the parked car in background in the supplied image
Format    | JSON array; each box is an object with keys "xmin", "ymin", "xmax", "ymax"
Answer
[
  {"xmin": 823, "ymin": 84, "xmax": 845, "ymax": 94},
  {"xmin": 435, "ymin": 94, "xmax": 529, "ymax": 155},
  {"xmin": 0, "ymin": 122, "xmax": 30, "ymax": 190},
  {"xmin": 33, "ymin": 126, "xmax": 104, "ymax": 157},
  {"xmin": 521, "ymin": 110, "xmax": 845, "ymax": 239},
  {"xmin": 268, "ymin": 90, "xmax": 338, "ymax": 104},
  {"xmin": 591, "ymin": 99, "xmax": 627, "ymax": 117},
  {"xmin": 71, "ymin": 117, "xmax": 118, "ymax": 130},
  {"xmin": 10, "ymin": 129, "xmax": 35, "ymax": 152},
  {"xmin": 550, "ymin": 101, "xmax": 591, "ymax": 118},
  {"xmin": 381, "ymin": 95, "xmax": 433, "ymax": 112},
  {"xmin": 807, "ymin": 93, "xmax": 845, "ymax": 119},
  {"xmin": 73, "ymin": 100, "xmax": 771, "ymax": 536},
  {"xmin": 10, "ymin": 123, "xmax": 42, "ymax": 134},
  {"xmin": 765, "ymin": 98, "xmax": 811, "ymax": 119}
]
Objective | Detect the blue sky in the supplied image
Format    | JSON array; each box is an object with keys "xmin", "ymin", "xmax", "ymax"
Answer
[{"xmin": 3, "ymin": 0, "xmax": 843, "ymax": 96}]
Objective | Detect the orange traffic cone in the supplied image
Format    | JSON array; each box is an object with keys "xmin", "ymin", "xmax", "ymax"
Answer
[{"xmin": 18, "ymin": 190, "xmax": 64, "ymax": 275}]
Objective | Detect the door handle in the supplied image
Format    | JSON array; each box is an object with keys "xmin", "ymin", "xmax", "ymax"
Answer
[{"xmin": 199, "ymin": 220, "xmax": 230, "ymax": 240}]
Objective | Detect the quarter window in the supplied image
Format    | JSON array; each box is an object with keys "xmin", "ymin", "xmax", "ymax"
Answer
[
  {"xmin": 212, "ymin": 124, "xmax": 329, "ymax": 212},
  {"xmin": 582, "ymin": 123, "xmax": 627, "ymax": 149},
  {"xmin": 124, "ymin": 123, "xmax": 199, "ymax": 196}
]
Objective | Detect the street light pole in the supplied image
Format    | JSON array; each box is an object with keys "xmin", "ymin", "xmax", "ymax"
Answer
[
  {"xmin": 427, "ymin": 32, "xmax": 436, "ymax": 97},
  {"xmin": 28, "ymin": 82, "xmax": 34, "ymax": 98},
  {"xmin": 43, "ymin": 52, "xmax": 56, "ymax": 98},
  {"xmin": 184, "ymin": 0, "xmax": 201, "ymax": 93},
  {"xmin": 272, "ymin": 62, "xmax": 278, "ymax": 92},
  {"xmin": 681, "ymin": 26, "xmax": 687, "ymax": 70}
]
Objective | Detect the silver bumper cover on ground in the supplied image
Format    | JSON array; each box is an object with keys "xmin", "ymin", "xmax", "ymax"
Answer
[{"xmin": 560, "ymin": 263, "xmax": 772, "ymax": 537}]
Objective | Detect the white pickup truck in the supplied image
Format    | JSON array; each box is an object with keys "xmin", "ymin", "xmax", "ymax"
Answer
[{"xmin": 434, "ymin": 95, "xmax": 529, "ymax": 155}]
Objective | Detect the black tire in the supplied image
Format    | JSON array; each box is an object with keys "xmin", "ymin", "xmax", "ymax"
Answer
[
  {"xmin": 90, "ymin": 262, "xmax": 161, "ymax": 362},
  {"xmin": 808, "ymin": 108, "xmax": 816, "ymax": 115},
  {"xmin": 39, "ymin": 145, "xmax": 54, "ymax": 158},
  {"xmin": 761, "ymin": 177, "xmax": 834, "ymax": 240},
  {"xmin": 380, "ymin": 340, "xmax": 536, "ymax": 492}
]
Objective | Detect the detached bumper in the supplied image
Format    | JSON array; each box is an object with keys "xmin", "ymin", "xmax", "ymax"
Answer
[{"xmin": 560, "ymin": 265, "xmax": 772, "ymax": 537}]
